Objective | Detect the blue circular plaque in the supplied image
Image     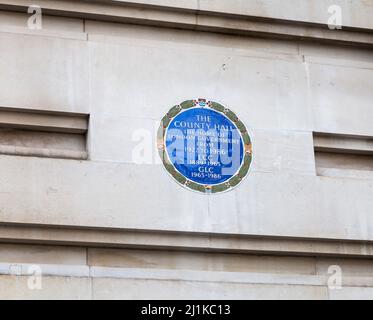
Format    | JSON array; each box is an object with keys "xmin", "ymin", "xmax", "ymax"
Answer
[{"xmin": 158, "ymin": 99, "xmax": 252, "ymax": 194}]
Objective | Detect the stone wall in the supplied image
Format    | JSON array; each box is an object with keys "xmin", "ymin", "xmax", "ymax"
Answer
[{"xmin": 0, "ymin": 0, "xmax": 372, "ymax": 299}]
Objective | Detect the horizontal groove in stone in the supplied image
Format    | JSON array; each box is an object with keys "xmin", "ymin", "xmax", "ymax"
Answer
[
  {"xmin": 0, "ymin": 25, "xmax": 88, "ymax": 40},
  {"xmin": 0, "ymin": 1, "xmax": 373, "ymax": 47},
  {"xmin": 1, "ymin": 224, "xmax": 373, "ymax": 258},
  {"xmin": 314, "ymin": 133, "xmax": 373, "ymax": 155},
  {"xmin": 0, "ymin": 109, "xmax": 88, "ymax": 134},
  {"xmin": 0, "ymin": 108, "xmax": 89, "ymax": 160}
]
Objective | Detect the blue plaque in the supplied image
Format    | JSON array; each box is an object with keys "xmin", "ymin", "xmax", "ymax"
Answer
[{"xmin": 158, "ymin": 99, "xmax": 252, "ymax": 194}]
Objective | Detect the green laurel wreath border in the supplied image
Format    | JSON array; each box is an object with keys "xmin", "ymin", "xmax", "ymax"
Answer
[{"xmin": 157, "ymin": 99, "xmax": 253, "ymax": 194}]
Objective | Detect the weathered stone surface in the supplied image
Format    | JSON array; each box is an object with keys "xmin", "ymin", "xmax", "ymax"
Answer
[
  {"xmin": 88, "ymin": 248, "xmax": 316, "ymax": 275},
  {"xmin": 0, "ymin": 11, "xmax": 84, "ymax": 32},
  {"xmin": 0, "ymin": 33, "xmax": 89, "ymax": 113},
  {"xmin": 0, "ymin": 275, "xmax": 91, "ymax": 300},
  {"xmin": 316, "ymin": 258, "xmax": 373, "ymax": 278},
  {"xmin": 307, "ymin": 58, "xmax": 373, "ymax": 137},
  {"xmin": 329, "ymin": 287, "xmax": 373, "ymax": 300},
  {"xmin": 0, "ymin": 156, "xmax": 373, "ymax": 241},
  {"xmin": 92, "ymin": 278, "xmax": 328, "ymax": 300},
  {"xmin": 0, "ymin": 244, "xmax": 86, "ymax": 265},
  {"xmin": 0, "ymin": 1, "xmax": 372, "ymax": 300}
]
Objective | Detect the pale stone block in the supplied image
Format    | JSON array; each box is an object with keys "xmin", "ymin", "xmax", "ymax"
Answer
[
  {"xmin": 211, "ymin": 54, "xmax": 311, "ymax": 131},
  {"xmin": 85, "ymin": 20, "xmax": 298, "ymax": 56},
  {"xmin": 88, "ymin": 36, "xmax": 310, "ymax": 131},
  {"xmin": 92, "ymin": 278, "xmax": 327, "ymax": 300},
  {"xmin": 329, "ymin": 287, "xmax": 373, "ymax": 300},
  {"xmin": 88, "ymin": 248, "xmax": 316, "ymax": 275},
  {"xmin": 250, "ymin": 129, "xmax": 315, "ymax": 175},
  {"xmin": 300, "ymin": 43, "xmax": 373, "ymax": 67},
  {"xmin": 0, "ymin": 32, "xmax": 89, "ymax": 113},
  {"xmin": 1, "ymin": 155, "xmax": 373, "ymax": 241},
  {"xmin": 0, "ymin": 244, "xmax": 87, "ymax": 265},
  {"xmin": 233, "ymin": 172, "xmax": 373, "ymax": 240},
  {"xmin": 88, "ymin": 115, "xmax": 159, "ymax": 164},
  {"xmin": 207, "ymin": 189, "xmax": 240, "ymax": 233},
  {"xmin": 307, "ymin": 61, "xmax": 373, "ymax": 136},
  {"xmin": 88, "ymin": 40, "xmax": 228, "ymax": 119},
  {"xmin": 0, "ymin": 155, "xmax": 209, "ymax": 232},
  {"xmin": 316, "ymin": 258, "xmax": 373, "ymax": 278},
  {"xmin": 0, "ymin": 275, "xmax": 91, "ymax": 300},
  {"xmin": 0, "ymin": 11, "xmax": 84, "ymax": 32},
  {"xmin": 198, "ymin": 0, "xmax": 373, "ymax": 31},
  {"xmin": 90, "ymin": 266, "xmax": 324, "ymax": 285}
]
